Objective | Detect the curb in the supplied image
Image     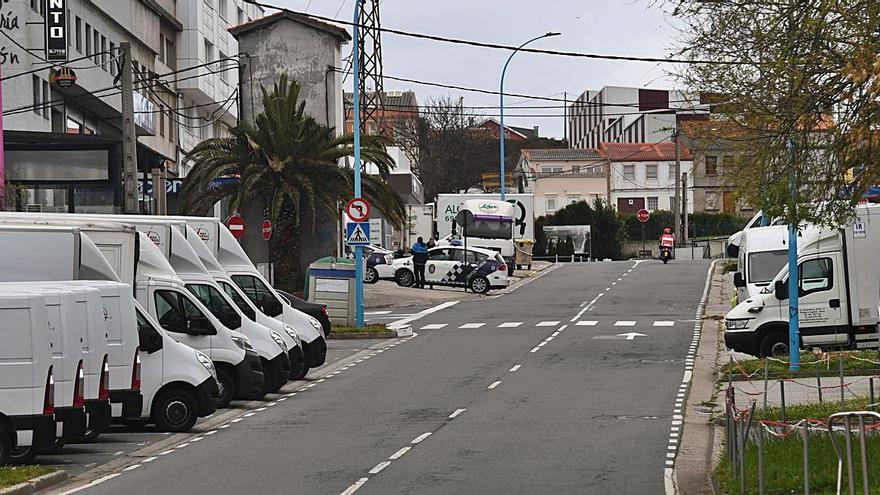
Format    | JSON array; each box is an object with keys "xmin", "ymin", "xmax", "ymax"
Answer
[{"xmin": 0, "ymin": 470, "xmax": 67, "ymax": 495}]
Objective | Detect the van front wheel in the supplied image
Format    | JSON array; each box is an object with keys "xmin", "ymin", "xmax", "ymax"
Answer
[
  {"xmin": 152, "ymin": 388, "xmax": 199, "ymax": 433},
  {"xmin": 215, "ymin": 367, "xmax": 237, "ymax": 408},
  {"xmin": 760, "ymin": 331, "xmax": 789, "ymax": 357}
]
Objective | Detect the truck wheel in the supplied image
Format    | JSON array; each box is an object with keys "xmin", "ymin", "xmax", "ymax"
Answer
[
  {"xmin": 365, "ymin": 267, "xmax": 379, "ymax": 284},
  {"xmin": 293, "ymin": 366, "xmax": 310, "ymax": 380},
  {"xmin": 151, "ymin": 388, "xmax": 198, "ymax": 433},
  {"xmin": 0, "ymin": 431, "xmax": 11, "ymax": 466},
  {"xmin": 469, "ymin": 276, "xmax": 491, "ymax": 294},
  {"xmin": 10, "ymin": 444, "xmax": 37, "ymax": 465},
  {"xmin": 760, "ymin": 331, "xmax": 789, "ymax": 357},
  {"xmin": 395, "ymin": 269, "xmax": 415, "ymax": 288},
  {"xmin": 215, "ymin": 367, "xmax": 237, "ymax": 408}
]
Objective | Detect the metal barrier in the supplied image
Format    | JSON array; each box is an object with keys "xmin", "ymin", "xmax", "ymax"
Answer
[{"xmin": 827, "ymin": 411, "xmax": 880, "ymax": 495}]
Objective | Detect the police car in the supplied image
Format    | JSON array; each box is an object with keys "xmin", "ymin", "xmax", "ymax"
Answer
[
  {"xmin": 391, "ymin": 245, "xmax": 509, "ymax": 294},
  {"xmin": 360, "ymin": 245, "xmax": 396, "ymax": 284}
]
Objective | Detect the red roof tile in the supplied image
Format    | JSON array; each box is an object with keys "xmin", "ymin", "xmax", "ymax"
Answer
[{"xmin": 599, "ymin": 141, "xmax": 692, "ymax": 162}]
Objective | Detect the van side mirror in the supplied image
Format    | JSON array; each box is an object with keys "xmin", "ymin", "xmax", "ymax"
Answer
[
  {"xmin": 187, "ymin": 315, "xmax": 216, "ymax": 335},
  {"xmin": 733, "ymin": 272, "xmax": 745, "ymax": 288},
  {"xmin": 261, "ymin": 294, "xmax": 283, "ymax": 317},
  {"xmin": 219, "ymin": 307, "xmax": 242, "ymax": 330},
  {"xmin": 774, "ymin": 280, "xmax": 786, "ymax": 300}
]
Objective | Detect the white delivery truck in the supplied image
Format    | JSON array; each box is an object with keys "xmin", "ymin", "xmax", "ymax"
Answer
[
  {"xmin": 0, "ymin": 226, "xmax": 218, "ymax": 432},
  {"xmin": 180, "ymin": 217, "xmax": 327, "ymax": 372},
  {"xmin": 725, "ymin": 205, "xmax": 880, "ymax": 357},
  {"xmin": 732, "ymin": 225, "xmax": 792, "ymax": 303},
  {"xmin": 445, "ymin": 199, "xmax": 517, "ymax": 275},
  {"xmin": 436, "ymin": 193, "xmax": 535, "ymax": 241},
  {"xmin": 0, "ymin": 290, "xmax": 57, "ymax": 465}
]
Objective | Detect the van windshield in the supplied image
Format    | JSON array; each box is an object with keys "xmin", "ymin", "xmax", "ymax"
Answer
[
  {"xmin": 219, "ymin": 281, "xmax": 257, "ymax": 321},
  {"xmin": 186, "ymin": 284, "xmax": 240, "ymax": 328},
  {"xmin": 748, "ymin": 250, "xmax": 788, "ymax": 284},
  {"xmin": 465, "ymin": 218, "xmax": 513, "ymax": 240}
]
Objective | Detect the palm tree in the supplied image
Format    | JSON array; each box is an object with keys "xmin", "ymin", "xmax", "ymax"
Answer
[{"xmin": 180, "ymin": 75, "xmax": 405, "ymax": 290}]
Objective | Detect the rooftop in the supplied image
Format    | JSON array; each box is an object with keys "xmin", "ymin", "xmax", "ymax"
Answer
[
  {"xmin": 599, "ymin": 141, "xmax": 693, "ymax": 162},
  {"xmin": 229, "ymin": 11, "xmax": 351, "ymax": 42},
  {"xmin": 520, "ymin": 148, "xmax": 602, "ymax": 161}
]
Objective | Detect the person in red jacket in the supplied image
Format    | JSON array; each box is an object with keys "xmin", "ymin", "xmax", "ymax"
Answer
[{"xmin": 659, "ymin": 227, "xmax": 675, "ymax": 249}]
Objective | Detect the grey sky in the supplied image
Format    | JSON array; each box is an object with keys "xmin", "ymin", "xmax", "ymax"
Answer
[{"xmin": 275, "ymin": 0, "xmax": 682, "ymax": 139}]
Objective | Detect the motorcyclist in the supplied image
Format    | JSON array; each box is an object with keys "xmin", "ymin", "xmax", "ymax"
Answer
[{"xmin": 659, "ymin": 227, "xmax": 675, "ymax": 260}]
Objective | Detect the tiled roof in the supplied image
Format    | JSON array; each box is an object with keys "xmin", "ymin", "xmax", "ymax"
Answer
[
  {"xmin": 520, "ymin": 148, "xmax": 602, "ymax": 161},
  {"xmin": 343, "ymin": 91, "xmax": 418, "ymax": 108},
  {"xmin": 229, "ymin": 11, "xmax": 351, "ymax": 41},
  {"xmin": 599, "ymin": 141, "xmax": 693, "ymax": 162}
]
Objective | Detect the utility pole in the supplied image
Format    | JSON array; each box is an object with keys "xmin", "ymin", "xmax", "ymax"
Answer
[
  {"xmin": 120, "ymin": 42, "xmax": 139, "ymax": 214},
  {"xmin": 682, "ymin": 172, "xmax": 689, "ymax": 245},
  {"xmin": 352, "ymin": 3, "xmax": 365, "ymax": 328},
  {"xmin": 673, "ymin": 130, "xmax": 681, "ymax": 245},
  {"xmin": 563, "ymin": 91, "xmax": 568, "ymax": 144}
]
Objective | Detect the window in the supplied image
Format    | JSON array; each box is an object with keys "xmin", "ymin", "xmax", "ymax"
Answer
[
  {"xmin": 136, "ymin": 309, "xmax": 163, "ymax": 353},
  {"xmin": 154, "ymin": 290, "xmax": 214, "ymax": 334},
  {"xmin": 30, "ymin": 0, "xmax": 43, "ymax": 15},
  {"xmin": 109, "ymin": 42, "xmax": 116, "ymax": 76},
  {"xmin": 218, "ymin": 51, "xmax": 228, "ymax": 82},
  {"xmin": 85, "ymin": 24, "xmax": 92, "ymax": 56},
  {"xmin": 623, "ymin": 164, "xmax": 635, "ymax": 180},
  {"xmin": 705, "ymin": 191, "xmax": 720, "ymax": 211},
  {"xmin": 100, "ymin": 36, "xmax": 107, "ymax": 70},
  {"xmin": 218, "ymin": 0, "xmax": 228, "ymax": 19},
  {"xmin": 705, "ymin": 155, "xmax": 718, "ymax": 176},
  {"xmin": 669, "ymin": 197, "xmax": 676, "ymax": 211},
  {"xmin": 571, "ymin": 165, "xmax": 580, "ymax": 175},
  {"xmin": 42, "ymin": 81, "xmax": 49, "ymax": 119},
  {"xmin": 567, "ymin": 194, "xmax": 581, "ymax": 204},
  {"xmin": 800, "ymin": 258, "xmax": 833, "ymax": 295},
  {"xmin": 466, "ymin": 251, "xmax": 489, "ymax": 263},
  {"xmin": 75, "ymin": 17, "xmax": 82, "ymax": 52},
  {"xmin": 93, "ymin": 30, "xmax": 100, "ymax": 64},
  {"xmin": 669, "ymin": 165, "xmax": 677, "ymax": 181},
  {"xmin": 748, "ymin": 250, "xmax": 788, "ymax": 285},
  {"xmin": 204, "ymin": 39, "xmax": 214, "ymax": 64},
  {"xmin": 647, "ymin": 197, "xmax": 659, "ymax": 211},
  {"xmin": 429, "ymin": 249, "xmax": 453, "ymax": 261},
  {"xmin": 32, "ymin": 75, "xmax": 40, "ymax": 116},
  {"xmin": 219, "ymin": 281, "xmax": 256, "ymax": 321},
  {"xmin": 186, "ymin": 284, "xmax": 240, "ymax": 329},
  {"xmin": 541, "ymin": 166, "xmax": 563, "ymax": 176},
  {"xmin": 159, "ymin": 109, "xmax": 165, "ymax": 137},
  {"xmin": 231, "ymin": 275, "xmax": 282, "ymax": 317},
  {"xmin": 546, "ymin": 195, "xmax": 558, "ymax": 212},
  {"xmin": 646, "ymin": 164, "xmax": 658, "ymax": 180}
]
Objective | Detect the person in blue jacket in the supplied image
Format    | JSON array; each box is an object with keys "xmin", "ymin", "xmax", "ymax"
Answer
[{"xmin": 411, "ymin": 237, "xmax": 429, "ymax": 288}]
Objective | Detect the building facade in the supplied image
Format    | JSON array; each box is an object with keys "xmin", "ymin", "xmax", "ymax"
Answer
[
  {"xmin": 601, "ymin": 141, "xmax": 694, "ymax": 215},
  {"xmin": 518, "ymin": 148, "xmax": 607, "ymax": 217},
  {"xmin": 568, "ymin": 86, "xmax": 706, "ymax": 150},
  {"xmin": 679, "ymin": 120, "xmax": 754, "ymax": 215}
]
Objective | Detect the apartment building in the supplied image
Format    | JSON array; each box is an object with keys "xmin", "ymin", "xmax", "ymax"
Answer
[
  {"xmin": 518, "ymin": 149, "xmax": 607, "ymax": 217},
  {"xmin": 601, "ymin": 141, "xmax": 694, "ymax": 215}
]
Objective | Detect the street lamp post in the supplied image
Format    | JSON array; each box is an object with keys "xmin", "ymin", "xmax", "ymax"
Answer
[
  {"xmin": 499, "ymin": 32, "xmax": 561, "ymax": 200},
  {"xmin": 353, "ymin": 2, "xmax": 364, "ymax": 327}
]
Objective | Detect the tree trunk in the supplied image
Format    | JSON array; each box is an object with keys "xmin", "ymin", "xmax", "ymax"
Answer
[{"xmin": 270, "ymin": 211, "xmax": 305, "ymax": 293}]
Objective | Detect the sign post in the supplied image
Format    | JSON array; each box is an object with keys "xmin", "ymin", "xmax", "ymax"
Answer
[
  {"xmin": 637, "ymin": 209, "xmax": 650, "ymax": 254},
  {"xmin": 352, "ymin": 2, "xmax": 365, "ymax": 328}
]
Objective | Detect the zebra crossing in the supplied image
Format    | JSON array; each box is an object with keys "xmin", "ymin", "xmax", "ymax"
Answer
[{"xmin": 418, "ymin": 319, "xmax": 682, "ymax": 330}]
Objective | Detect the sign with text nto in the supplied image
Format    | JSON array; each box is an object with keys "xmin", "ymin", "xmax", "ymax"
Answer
[{"xmin": 45, "ymin": 0, "xmax": 68, "ymax": 62}]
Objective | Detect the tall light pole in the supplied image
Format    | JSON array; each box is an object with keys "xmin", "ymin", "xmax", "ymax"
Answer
[
  {"xmin": 499, "ymin": 32, "xmax": 560, "ymax": 200},
  {"xmin": 352, "ymin": 2, "xmax": 364, "ymax": 327}
]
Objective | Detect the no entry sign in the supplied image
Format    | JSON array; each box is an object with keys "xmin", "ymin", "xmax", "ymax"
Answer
[
  {"xmin": 637, "ymin": 209, "xmax": 650, "ymax": 223},
  {"xmin": 261, "ymin": 219, "xmax": 273, "ymax": 241},
  {"xmin": 346, "ymin": 198, "xmax": 371, "ymax": 222},
  {"xmin": 227, "ymin": 214, "xmax": 245, "ymax": 239}
]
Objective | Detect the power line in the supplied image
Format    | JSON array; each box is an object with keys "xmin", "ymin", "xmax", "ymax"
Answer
[
  {"xmin": 240, "ymin": 0, "xmax": 748, "ymax": 66},
  {"xmin": 0, "ymin": 48, "xmax": 119, "ymax": 82}
]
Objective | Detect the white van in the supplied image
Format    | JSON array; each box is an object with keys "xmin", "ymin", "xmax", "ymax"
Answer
[
  {"xmin": 733, "ymin": 225, "xmax": 791, "ymax": 303},
  {"xmin": 725, "ymin": 205, "xmax": 880, "ymax": 356},
  {"xmin": 0, "ymin": 292, "xmax": 57, "ymax": 465},
  {"xmin": 0, "ymin": 226, "xmax": 219, "ymax": 431}
]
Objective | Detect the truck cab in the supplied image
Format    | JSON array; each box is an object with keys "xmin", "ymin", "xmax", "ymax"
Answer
[{"xmin": 733, "ymin": 225, "xmax": 791, "ymax": 303}]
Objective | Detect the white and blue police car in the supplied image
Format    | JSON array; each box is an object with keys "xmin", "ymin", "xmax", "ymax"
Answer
[{"xmin": 391, "ymin": 245, "xmax": 509, "ymax": 294}]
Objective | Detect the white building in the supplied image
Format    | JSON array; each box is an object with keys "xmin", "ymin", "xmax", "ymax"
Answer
[
  {"xmin": 568, "ymin": 86, "xmax": 706, "ymax": 150},
  {"xmin": 517, "ymin": 149, "xmax": 607, "ymax": 217},
  {"xmin": 601, "ymin": 141, "xmax": 694, "ymax": 215}
]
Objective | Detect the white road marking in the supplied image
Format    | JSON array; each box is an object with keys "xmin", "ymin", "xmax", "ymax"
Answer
[
  {"xmin": 420, "ymin": 323, "xmax": 447, "ymax": 330},
  {"xmin": 141, "ymin": 456, "xmax": 157, "ymax": 463},
  {"xmin": 340, "ymin": 477, "xmax": 369, "ymax": 495},
  {"xmin": 230, "ymin": 418, "xmax": 243, "ymax": 423},
  {"xmin": 389, "ymin": 447, "xmax": 411, "ymax": 460},
  {"xmin": 449, "ymin": 408, "xmax": 466, "ymax": 419},
  {"xmin": 388, "ymin": 301, "xmax": 460, "ymax": 330},
  {"xmin": 488, "ymin": 380, "xmax": 502, "ymax": 390},
  {"xmin": 255, "ymin": 407, "xmax": 267, "ymax": 411},
  {"xmin": 55, "ymin": 473, "xmax": 122, "ymax": 495},
  {"xmin": 158, "ymin": 449, "xmax": 175, "ymax": 455},
  {"xmin": 537, "ymin": 341, "xmax": 548, "ymax": 347},
  {"xmin": 219, "ymin": 424, "xmax": 230, "ymax": 429},
  {"xmin": 551, "ymin": 331, "xmax": 561, "ymax": 337},
  {"xmin": 576, "ymin": 320, "xmax": 598, "ymax": 326},
  {"xmin": 204, "ymin": 430, "xmax": 217, "ymax": 435},
  {"xmin": 411, "ymin": 432, "xmax": 432, "ymax": 444},
  {"xmin": 530, "ymin": 346, "xmax": 540, "ymax": 353},
  {"xmin": 509, "ymin": 364, "xmax": 521, "ymax": 372},
  {"xmin": 605, "ymin": 287, "xmax": 611, "ymax": 291},
  {"xmin": 653, "ymin": 321, "xmax": 676, "ymax": 327},
  {"xmin": 369, "ymin": 461, "xmax": 391, "ymax": 474},
  {"xmin": 614, "ymin": 321, "xmax": 637, "ymax": 327},
  {"xmin": 616, "ymin": 278, "xmax": 622, "ymax": 281},
  {"xmin": 536, "ymin": 321, "xmax": 560, "ymax": 327},
  {"xmin": 611, "ymin": 282, "xmax": 617, "ymax": 286},
  {"xmin": 498, "ymin": 322, "xmax": 522, "ymax": 328},
  {"xmin": 122, "ymin": 464, "xmax": 141, "ymax": 472},
  {"xmin": 459, "ymin": 323, "xmax": 485, "ymax": 329},
  {"xmin": 366, "ymin": 310, "xmax": 391, "ymax": 315},
  {"xmin": 191, "ymin": 437, "xmax": 203, "ymax": 442},
  {"xmin": 175, "ymin": 442, "xmax": 190, "ymax": 448}
]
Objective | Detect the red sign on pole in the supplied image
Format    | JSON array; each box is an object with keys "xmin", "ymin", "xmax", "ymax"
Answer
[
  {"xmin": 227, "ymin": 214, "xmax": 246, "ymax": 239},
  {"xmin": 261, "ymin": 219, "xmax": 273, "ymax": 241},
  {"xmin": 637, "ymin": 209, "xmax": 650, "ymax": 223},
  {"xmin": 345, "ymin": 198, "xmax": 371, "ymax": 222}
]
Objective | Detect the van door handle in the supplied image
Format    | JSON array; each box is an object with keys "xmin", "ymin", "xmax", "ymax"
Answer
[{"xmin": 829, "ymin": 299, "xmax": 840, "ymax": 308}]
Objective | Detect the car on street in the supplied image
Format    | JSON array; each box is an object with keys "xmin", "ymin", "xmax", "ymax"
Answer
[
  {"xmin": 391, "ymin": 245, "xmax": 509, "ymax": 294},
  {"xmin": 276, "ymin": 290, "xmax": 332, "ymax": 336},
  {"xmin": 350, "ymin": 244, "xmax": 396, "ymax": 284}
]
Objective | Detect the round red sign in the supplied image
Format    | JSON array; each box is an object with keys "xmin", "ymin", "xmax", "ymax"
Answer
[
  {"xmin": 345, "ymin": 198, "xmax": 371, "ymax": 222},
  {"xmin": 261, "ymin": 219, "xmax": 273, "ymax": 241},
  {"xmin": 227, "ymin": 214, "xmax": 246, "ymax": 239},
  {"xmin": 637, "ymin": 209, "xmax": 650, "ymax": 223}
]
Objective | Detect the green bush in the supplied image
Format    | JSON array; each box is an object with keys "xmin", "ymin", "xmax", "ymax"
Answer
[
  {"xmin": 535, "ymin": 199, "xmax": 624, "ymax": 260},
  {"xmin": 622, "ymin": 210, "xmax": 747, "ymax": 241}
]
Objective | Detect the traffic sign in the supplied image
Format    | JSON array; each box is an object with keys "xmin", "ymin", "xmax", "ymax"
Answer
[
  {"xmin": 637, "ymin": 209, "xmax": 650, "ymax": 223},
  {"xmin": 227, "ymin": 215, "xmax": 245, "ymax": 239},
  {"xmin": 261, "ymin": 219, "xmax": 273, "ymax": 241},
  {"xmin": 346, "ymin": 198, "xmax": 371, "ymax": 222},
  {"xmin": 346, "ymin": 222, "xmax": 371, "ymax": 246}
]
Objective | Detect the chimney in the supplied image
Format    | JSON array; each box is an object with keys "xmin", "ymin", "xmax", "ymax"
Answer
[{"xmin": 533, "ymin": 126, "xmax": 539, "ymax": 137}]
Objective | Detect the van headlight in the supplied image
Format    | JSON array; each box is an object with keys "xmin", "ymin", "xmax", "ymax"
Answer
[
  {"xmin": 284, "ymin": 325, "xmax": 301, "ymax": 347},
  {"xmin": 271, "ymin": 332, "xmax": 288, "ymax": 352},
  {"xmin": 309, "ymin": 316, "xmax": 324, "ymax": 336},
  {"xmin": 725, "ymin": 318, "xmax": 751, "ymax": 331},
  {"xmin": 231, "ymin": 335, "xmax": 253, "ymax": 351},
  {"xmin": 196, "ymin": 351, "xmax": 217, "ymax": 379}
]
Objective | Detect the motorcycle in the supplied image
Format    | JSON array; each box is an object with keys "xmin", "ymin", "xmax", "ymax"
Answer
[{"xmin": 659, "ymin": 246, "xmax": 672, "ymax": 264}]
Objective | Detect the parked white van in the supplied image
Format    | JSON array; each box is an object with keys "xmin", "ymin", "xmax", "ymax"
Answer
[
  {"xmin": 732, "ymin": 225, "xmax": 791, "ymax": 303},
  {"xmin": 0, "ymin": 291, "xmax": 57, "ymax": 465}
]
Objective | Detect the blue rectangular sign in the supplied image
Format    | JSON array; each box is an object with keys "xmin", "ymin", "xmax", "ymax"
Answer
[{"xmin": 346, "ymin": 222, "xmax": 371, "ymax": 246}]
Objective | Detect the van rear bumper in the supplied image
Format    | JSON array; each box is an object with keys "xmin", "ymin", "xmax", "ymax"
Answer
[
  {"xmin": 55, "ymin": 406, "xmax": 87, "ymax": 440},
  {"xmin": 195, "ymin": 377, "xmax": 220, "ymax": 417},
  {"xmin": 109, "ymin": 389, "xmax": 144, "ymax": 419},
  {"xmin": 85, "ymin": 399, "xmax": 112, "ymax": 436},
  {"xmin": 10, "ymin": 414, "xmax": 56, "ymax": 449},
  {"xmin": 303, "ymin": 337, "xmax": 327, "ymax": 367},
  {"xmin": 235, "ymin": 350, "xmax": 265, "ymax": 398}
]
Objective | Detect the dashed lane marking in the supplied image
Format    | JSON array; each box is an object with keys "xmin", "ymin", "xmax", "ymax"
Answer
[
  {"xmin": 498, "ymin": 322, "xmax": 522, "ymax": 328},
  {"xmin": 411, "ymin": 432, "xmax": 432, "ymax": 444},
  {"xmin": 509, "ymin": 364, "xmax": 521, "ymax": 372},
  {"xmin": 448, "ymin": 408, "xmax": 466, "ymax": 419},
  {"xmin": 340, "ymin": 477, "xmax": 369, "ymax": 495},
  {"xmin": 614, "ymin": 321, "xmax": 637, "ymax": 327},
  {"xmin": 420, "ymin": 323, "xmax": 447, "ymax": 330},
  {"xmin": 487, "ymin": 380, "xmax": 502, "ymax": 390},
  {"xmin": 369, "ymin": 461, "xmax": 391, "ymax": 474},
  {"xmin": 536, "ymin": 321, "xmax": 560, "ymax": 327},
  {"xmin": 576, "ymin": 320, "xmax": 598, "ymax": 326},
  {"xmin": 653, "ymin": 321, "xmax": 676, "ymax": 327},
  {"xmin": 389, "ymin": 447, "xmax": 411, "ymax": 460},
  {"xmin": 459, "ymin": 323, "xmax": 485, "ymax": 329}
]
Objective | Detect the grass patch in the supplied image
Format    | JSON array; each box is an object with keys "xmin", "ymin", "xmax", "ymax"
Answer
[
  {"xmin": 722, "ymin": 260, "xmax": 739, "ymax": 274},
  {"xmin": 0, "ymin": 466, "xmax": 55, "ymax": 489},
  {"xmin": 721, "ymin": 351, "xmax": 880, "ymax": 379},
  {"xmin": 751, "ymin": 396, "xmax": 875, "ymax": 422},
  {"xmin": 331, "ymin": 323, "xmax": 390, "ymax": 334},
  {"xmin": 715, "ymin": 432, "xmax": 880, "ymax": 494}
]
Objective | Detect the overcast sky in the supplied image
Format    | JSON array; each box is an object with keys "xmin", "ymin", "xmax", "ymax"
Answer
[{"xmin": 273, "ymin": 0, "xmax": 684, "ymax": 139}]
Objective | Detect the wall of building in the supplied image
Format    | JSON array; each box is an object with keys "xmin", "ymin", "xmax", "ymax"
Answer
[
  {"xmin": 609, "ymin": 160, "xmax": 694, "ymax": 214},
  {"xmin": 522, "ymin": 159, "xmax": 607, "ymax": 217}
]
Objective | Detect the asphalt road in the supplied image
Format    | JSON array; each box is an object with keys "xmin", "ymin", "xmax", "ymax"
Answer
[{"xmin": 52, "ymin": 260, "xmax": 711, "ymax": 495}]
